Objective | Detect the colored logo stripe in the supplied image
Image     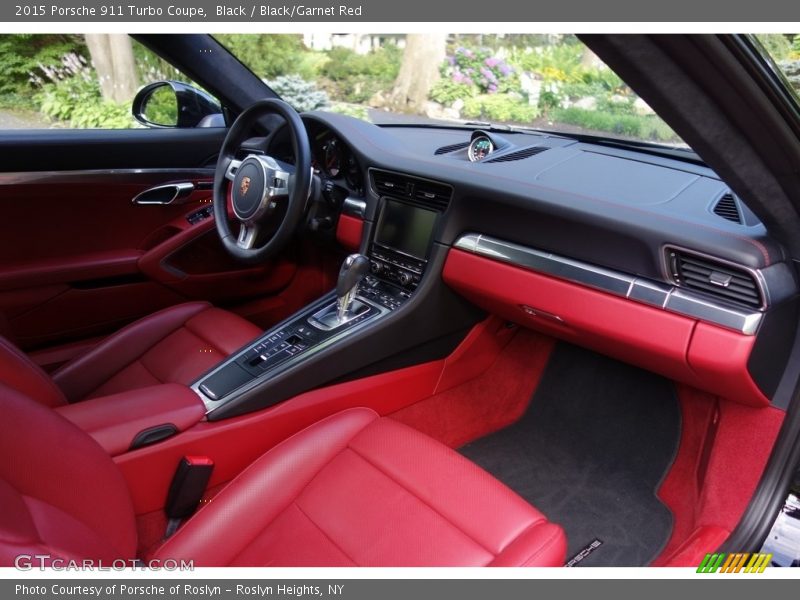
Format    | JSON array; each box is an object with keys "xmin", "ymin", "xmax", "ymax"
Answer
[{"xmin": 697, "ymin": 553, "xmax": 772, "ymax": 573}]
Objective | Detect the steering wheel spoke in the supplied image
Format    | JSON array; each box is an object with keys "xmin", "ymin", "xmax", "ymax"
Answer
[
  {"xmin": 236, "ymin": 222, "xmax": 260, "ymax": 250},
  {"xmin": 267, "ymin": 167, "xmax": 291, "ymax": 198},
  {"xmin": 224, "ymin": 159, "xmax": 242, "ymax": 182}
]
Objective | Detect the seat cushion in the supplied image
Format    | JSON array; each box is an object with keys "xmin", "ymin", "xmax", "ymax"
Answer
[
  {"xmin": 153, "ymin": 408, "xmax": 567, "ymax": 567},
  {"xmin": 52, "ymin": 302, "xmax": 262, "ymax": 402}
]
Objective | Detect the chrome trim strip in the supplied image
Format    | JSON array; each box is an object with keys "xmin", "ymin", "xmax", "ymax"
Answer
[
  {"xmin": 455, "ymin": 234, "xmax": 634, "ymax": 296},
  {"xmin": 193, "ymin": 292, "xmax": 390, "ymax": 414},
  {"xmin": 0, "ymin": 168, "xmax": 214, "ymax": 186},
  {"xmin": 664, "ymin": 289, "xmax": 764, "ymax": 334},
  {"xmin": 342, "ymin": 197, "xmax": 367, "ymax": 219},
  {"xmin": 454, "ymin": 233, "xmax": 764, "ymax": 335}
]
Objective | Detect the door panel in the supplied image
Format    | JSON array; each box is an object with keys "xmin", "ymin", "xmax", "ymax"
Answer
[{"xmin": 0, "ymin": 128, "xmax": 307, "ymax": 351}]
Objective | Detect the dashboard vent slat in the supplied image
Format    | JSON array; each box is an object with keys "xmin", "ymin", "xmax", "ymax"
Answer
[
  {"xmin": 713, "ymin": 192, "xmax": 743, "ymax": 224},
  {"xmin": 434, "ymin": 141, "xmax": 470, "ymax": 155},
  {"xmin": 371, "ymin": 170, "xmax": 453, "ymax": 211},
  {"xmin": 486, "ymin": 146, "xmax": 549, "ymax": 163},
  {"xmin": 668, "ymin": 249, "xmax": 762, "ymax": 309}
]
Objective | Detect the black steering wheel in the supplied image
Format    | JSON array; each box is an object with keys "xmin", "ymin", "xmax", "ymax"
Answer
[{"xmin": 213, "ymin": 99, "xmax": 312, "ymax": 264}]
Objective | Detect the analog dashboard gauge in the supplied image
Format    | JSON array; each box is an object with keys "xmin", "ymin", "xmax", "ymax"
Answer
[
  {"xmin": 468, "ymin": 136, "xmax": 495, "ymax": 162},
  {"xmin": 323, "ymin": 138, "xmax": 342, "ymax": 177}
]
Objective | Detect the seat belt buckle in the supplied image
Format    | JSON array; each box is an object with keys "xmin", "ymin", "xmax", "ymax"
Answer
[{"xmin": 164, "ymin": 456, "xmax": 214, "ymax": 537}]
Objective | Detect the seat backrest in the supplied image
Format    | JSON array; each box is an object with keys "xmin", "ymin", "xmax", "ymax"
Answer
[
  {"xmin": 0, "ymin": 336, "xmax": 66, "ymax": 408},
  {"xmin": 0, "ymin": 383, "xmax": 136, "ymax": 566}
]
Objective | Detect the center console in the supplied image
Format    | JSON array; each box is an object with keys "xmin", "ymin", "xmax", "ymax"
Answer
[{"xmin": 193, "ymin": 183, "xmax": 446, "ymax": 418}]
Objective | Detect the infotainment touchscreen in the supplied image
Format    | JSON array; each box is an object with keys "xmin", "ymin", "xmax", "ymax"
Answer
[{"xmin": 374, "ymin": 200, "xmax": 438, "ymax": 259}]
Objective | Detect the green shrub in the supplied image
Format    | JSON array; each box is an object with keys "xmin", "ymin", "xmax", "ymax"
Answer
[
  {"xmin": 756, "ymin": 34, "xmax": 794, "ymax": 61},
  {"xmin": 215, "ymin": 34, "xmax": 309, "ymax": 79},
  {"xmin": 551, "ymin": 107, "xmax": 679, "ymax": 142},
  {"xmin": 33, "ymin": 53, "xmax": 133, "ymax": 128},
  {"xmin": 266, "ymin": 75, "xmax": 328, "ymax": 112},
  {"xmin": 320, "ymin": 45, "xmax": 401, "ymax": 104},
  {"xmin": 322, "ymin": 46, "xmax": 401, "ymax": 82},
  {"xmin": 429, "ymin": 79, "xmax": 477, "ymax": 105},
  {"xmin": 462, "ymin": 93, "xmax": 539, "ymax": 123},
  {"xmin": 509, "ymin": 43, "xmax": 584, "ymax": 79},
  {"xmin": 327, "ymin": 103, "xmax": 370, "ymax": 121}
]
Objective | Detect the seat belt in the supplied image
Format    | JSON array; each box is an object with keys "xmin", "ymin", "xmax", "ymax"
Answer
[{"xmin": 164, "ymin": 456, "xmax": 214, "ymax": 538}]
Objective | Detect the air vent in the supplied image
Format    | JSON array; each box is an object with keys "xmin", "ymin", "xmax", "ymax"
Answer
[
  {"xmin": 486, "ymin": 146, "xmax": 549, "ymax": 163},
  {"xmin": 668, "ymin": 249, "xmax": 762, "ymax": 309},
  {"xmin": 372, "ymin": 171, "xmax": 412, "ymax": 197},
  {"xmin": 713, "ymin": 193, "xmax": 742, "ymax": 224},
  {"xmin": 371, "ymin": 170, "xmax": 453, "ymax": 211},
  {"xmin": 414, "ymin": 181, "xmax": 452, "ymax": 210},
  {"xmin": 434, "ymin": 141, "xmax": 470, "ymax": 155}
]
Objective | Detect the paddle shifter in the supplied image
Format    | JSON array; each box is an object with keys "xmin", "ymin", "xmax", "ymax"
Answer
[{"xmin": 336, "ymin": 253, "xmax": 371, "ymax": 321}]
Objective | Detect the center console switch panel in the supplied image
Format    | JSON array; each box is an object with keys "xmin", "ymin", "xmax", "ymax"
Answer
[{"xmin": 196, "ymin": 292, "xmax": 394, "ymax": 406}]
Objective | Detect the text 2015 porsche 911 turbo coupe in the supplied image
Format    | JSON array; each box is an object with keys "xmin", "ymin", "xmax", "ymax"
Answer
[{"xmin": 1, "ymin": 33, "xmax": 800, "ymax": 568}]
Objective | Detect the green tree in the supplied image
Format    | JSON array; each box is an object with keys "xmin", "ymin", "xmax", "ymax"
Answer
[
  {"xmin": 215, "ymin": 34, "xmax": 307, "ymax": 79},
  {"xmin": 0, "ymin": 34, "xmax": 84, "ymax": 100}
]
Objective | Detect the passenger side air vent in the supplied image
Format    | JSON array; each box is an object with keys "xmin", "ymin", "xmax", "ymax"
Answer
[
  {"xmin": 486, "ymin": 146, "xmax": 549, "ymax": 163},
  {"xmin": 713, "ymin": 192, "xmax": 743, "ymax": 224},
  {"xmin": 434, "ymin": 141, "xmax": 470, "ymax": 155},
  {"xmin": 371, "ymin": 170, "xmax": 453, "ymax": 211},
  {"xmin": 667, "ymin": 248, "xmax": 762, "ymax": 309}
]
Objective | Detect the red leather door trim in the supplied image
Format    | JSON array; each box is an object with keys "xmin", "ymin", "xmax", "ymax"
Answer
[{"xmin": 0, "ymin": 250, "xmax": 142, "ymax": 291}]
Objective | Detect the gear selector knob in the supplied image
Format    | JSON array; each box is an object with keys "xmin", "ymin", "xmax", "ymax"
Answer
[{"xmin": 336, "ymin": 253, "xmax": 370, "ymax": 321}]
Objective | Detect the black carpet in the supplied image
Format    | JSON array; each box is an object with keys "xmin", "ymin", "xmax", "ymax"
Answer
[{"xmin": 459, "ymin": 343, "xmax": 680, "ymax": 566}]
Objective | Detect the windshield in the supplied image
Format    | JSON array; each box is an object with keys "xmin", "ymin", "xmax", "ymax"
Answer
[{"xmin": 218, "ymin": 33, "xmax": 687, "ymax": 148}]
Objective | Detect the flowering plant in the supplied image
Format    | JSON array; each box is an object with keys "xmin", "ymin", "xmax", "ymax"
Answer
[{"xmin": 442, "ymin": 47, "xmax": 516, "ymax": 95}]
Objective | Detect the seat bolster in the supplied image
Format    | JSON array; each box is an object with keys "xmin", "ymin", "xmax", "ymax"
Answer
[
  {"xmin": 489, "ymin": 522, "xmax": 567, "ymax": 567},
  {"xmin": 0, "ymin": 383, "xmax": 137, "ymax": 564},
  {"xmin": 52, "ymin": 302, "xmax": 212, "ymax": 402},
  {"xmin": 0, "ymin": 335, "xmax": 66, "ymax": 408},
  {"xmin": 152, "ymin": 408, "xmax": 380, "ymax": 566}
]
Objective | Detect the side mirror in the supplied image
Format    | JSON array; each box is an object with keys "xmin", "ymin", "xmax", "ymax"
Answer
[{"xmin": 132, "ymin": 81, "xmax": 224, "ymax": 128}]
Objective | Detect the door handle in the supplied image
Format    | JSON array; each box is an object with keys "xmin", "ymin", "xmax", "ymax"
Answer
[{"xmin": 132, "ymin": 182, "xmax": 195, "ymax": 205}]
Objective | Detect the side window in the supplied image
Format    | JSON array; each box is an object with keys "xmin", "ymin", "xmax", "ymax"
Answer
[{"xmin": 0, "ymin": 34, "xmax": 223, "ymax": 129}]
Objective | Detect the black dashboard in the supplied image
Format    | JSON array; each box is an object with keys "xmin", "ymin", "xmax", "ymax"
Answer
[
  {"xmin": 268, "ymin": 111, "xmax": 798, "ymax": 338},
  {"xmin": 279, "ymin": 111, "xmax": 789, "ymax": 275}
]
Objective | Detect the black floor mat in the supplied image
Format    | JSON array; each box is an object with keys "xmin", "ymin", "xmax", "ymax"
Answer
[{"xmin": 460, "ymin": 343, "xmax": 680, "ymax": 566}]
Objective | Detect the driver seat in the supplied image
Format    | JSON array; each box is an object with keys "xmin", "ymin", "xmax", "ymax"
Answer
[{"xmin": 0, "ymin": 302, "xmax": 261, "ymax": 406}]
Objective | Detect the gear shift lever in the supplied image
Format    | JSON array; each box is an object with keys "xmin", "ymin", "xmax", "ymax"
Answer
[{"xmin": 336, "ymin": 253, "xmax": 370, "ymax": 322}]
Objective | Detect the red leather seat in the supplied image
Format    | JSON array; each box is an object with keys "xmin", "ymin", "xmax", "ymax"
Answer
[
  {"xmin": 0, "ymin": 387, "xmax": 567, "ymax": 567},
  {"xmin": 0, "ymin": 302, "xmax": 261, "ymax": 406}
]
